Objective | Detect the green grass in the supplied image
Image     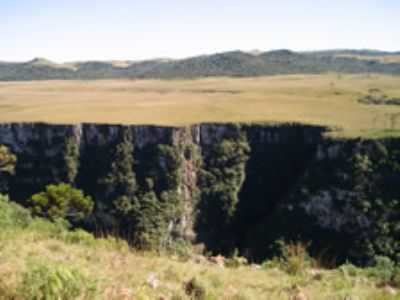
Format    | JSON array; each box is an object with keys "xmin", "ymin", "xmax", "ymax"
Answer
[
  {"xmin": 1, "ymin": 196, "xmax": 399, "ymax": 300},
  {"xmin": 1, "ymin": 74, "xmax": 400, "ymax": 138}
]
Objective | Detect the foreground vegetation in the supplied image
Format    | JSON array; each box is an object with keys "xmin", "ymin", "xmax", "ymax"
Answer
[
  {"xmin": 1, "ymin": 195, "xmax": 399, "ymax": 300},
  {"xmin": 1, "ymin": 74, "xmax": 400, "ymax": 138}
]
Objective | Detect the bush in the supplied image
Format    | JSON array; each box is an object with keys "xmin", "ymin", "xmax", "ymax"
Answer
[
  {"xmin": 287, "ymin": 243, "xmax": 311, "ymax": 274},
  {"xmin": 63, "ymin": 229, "xmax": 96, "ymax": 246},
  {"xmin": 392, "ymin": 267, "xmax": 400, "ymax": 287},
  {"xmin": 339, "ymin": 262, "xmax": 363, "ymax": 277},
  {"xmin": 20, "ymin": 263, "xmax": 96, "ymax": 300},
  {"xmin": 28, "ymin": 218, "xmax": 70, "ymax": 236},
  {"xmin": 184, "ymin": 277, "xmax": 207, "ymax": 300},
  {"xmin": 281, "ymin": 242, "xmax": 313, "ymax": 275},
  {"xmin": 366, "ymin": 256, "xmax": 396, "ymax": 283},
  {"xmin": 225, "ymin": 250, "xmax": 248, "ymax": 269},
  {"xmin": 0, "ymin": 145, "xmax": 16, "ymax": 175},
  {"xmin": 225, "ymin": 256, "xmax": 248, "ymax": 268},
  {"xmin": 262, "ymin": 241, "xmax": 313, "ymax": 275},
  {"xmin": 364, "ymin": 256, "xmax": 400, "ymax": 287},
  {"xmin": 0, "ymin": 194, "xmax": 72, "ymax": 238},
  {"xmin": 0, "ymin": 194, "xmax": 32, "ymax": 229},
  {"xmin": 168, "ymin": 240, "xmax": 194, "ymax": 261},
  {"xmin": 28, "ymin": 183, "xmax": 94, "ymax": 222},
  {"xmin": 261, "ymin": 258, "xmax": 281, "ymax": 270}
]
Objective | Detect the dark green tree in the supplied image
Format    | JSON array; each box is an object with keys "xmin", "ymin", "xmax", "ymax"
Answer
[
  {"xmin": 128, "ymin": 144, "xmax": 184, "ymax": 249},
  {"xmin": 28, "ymin": 183, "xmax": 93, "ymax": 222},
  {"xmin": 90, "ymin": 128, "xmax": 138, "ymax": 234},
  {"xmin": 0, "ymin": 145, "xmax": 17, "ymax": 175},
  {"xmin": 0, "ymin": 145, "xmax": 17, "ymax": 193},
  {"xmin": 98, "ymin": 128, "xmax": 137, "ymax": 213},
  {"xmin": 349, "ymin": 144, "xmax": 400, "ymax": 263},
  {"xmin": 197, "ymin": 136, "xmax": 250, "ymax": 253},
  {"xmin": 131, "ymin": 191, "xmax": 170, "ymax": 249}
]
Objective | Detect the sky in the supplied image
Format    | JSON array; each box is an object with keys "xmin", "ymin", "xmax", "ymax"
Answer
[{"xmin": 1, "ymin": 0, "xmax": 399, "ymax": 62}]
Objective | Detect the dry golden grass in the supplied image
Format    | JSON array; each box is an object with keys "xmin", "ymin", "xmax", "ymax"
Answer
[
  {"xmin": 0, "ymin": 229, "xmax": 397, "ymax": 300},
  {"xmin": 1, "ymin": 74, "xmax": 400, "ymax": 137}
]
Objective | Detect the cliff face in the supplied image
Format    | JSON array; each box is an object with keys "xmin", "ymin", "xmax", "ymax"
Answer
[{"xmin": 0, "ymin": 122, "xmax": 399, "ymax": 264}]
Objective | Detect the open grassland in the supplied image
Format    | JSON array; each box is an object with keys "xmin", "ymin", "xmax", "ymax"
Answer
[
  {"xmin": 1, "ymin": 227, "xmax": 399, "ymax": 300},
  {"xmin": 1, "ymin": 74, "xmax": 400, "ymax": 137}
]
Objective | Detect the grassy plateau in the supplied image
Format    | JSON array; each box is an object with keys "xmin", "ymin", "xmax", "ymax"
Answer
[{"xmin": 1, "ymin": 74, "xmax": 400, "ymax": 138}]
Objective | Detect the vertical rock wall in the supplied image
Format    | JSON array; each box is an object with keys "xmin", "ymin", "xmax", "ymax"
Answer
[{"xmin": 1, "ymin": 122, "xmax": 399, "ymax": 264}]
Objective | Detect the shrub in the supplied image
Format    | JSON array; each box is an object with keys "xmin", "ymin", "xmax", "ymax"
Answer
[
  {"xmin": 0, "ymin": 145, "xmax": 16, "ymax": 175},
  {"xmin": 225, "ymin": 256, "xmax": 248, "ymax": 268},
  {"xmin": 0, "ymin": 145, "xmax": 17, "ymax": 193},
  {"xmin": 392, "ymin": 267, "xmax": 400, "ymax": 287},
  {"xmin": 184, "ymin": 277, "xmax": 207, "ymax": 300},
  {"xmin": 168, "ymin": 240, "xmax": 194, "ymax": 261},
  {"xmin": 283, "ymin": 243, "xmax": 311, "ymax": 275},
  {"xmin": 0, "ymin": 194, "xmax": 72, "ymax": 238},
  {"xmin": 20, "ymin": 263, "xmax": 96, "ymax": 300},
  {"xmin": 225, "ymin": 250, "xmax": 248, "ymax": 268},
  {"xmin": 366, "ymin": 256, "xmax": 396, "ymax": 283},
  {"xmin": 339, "ymin": 262, "xmax": 363, "ymax": 277},
  {"xmin": 28, "ymin": 183, "xmax": 94, "ymax": 222},
  {"xmin": 262, "ymin": 241, "xmax": 313, "ymax": 275},
  {"xmin": 63, "ymin": 229, "xmax": 96, "ymax": 246},
  {"xmin": 281, "ymin": 242, "xmax": 313, "ymax": 275},
  {"xmin": 364, "ymin": 256, "xmax": 400, "ymax": 287},
  {"xmin": 0, "ymin": 194, "xmax": 32, "ymax": 229},
  {"xmin": 261, "ymin": 258, "xmax": 281, "ymax": 270},
  {"xmin": 28, "ymin": 218, "xmax": 70, "ymax": 236}
]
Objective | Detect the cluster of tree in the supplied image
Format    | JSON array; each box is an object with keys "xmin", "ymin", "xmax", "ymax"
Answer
[
  {"xmin": 93, "ymin": 129, "xmax": 186, "ymax": 249},
  {"xmin": 245, "ymin": 139, "xmax": 400, "ymax": 265},
  {"xmin": 0, "ymin": 131, "xmax": 187, "ymax": 251},
  {"xmin": 197, "ymin": 135, "xmax": 250, "ymax": 254}
]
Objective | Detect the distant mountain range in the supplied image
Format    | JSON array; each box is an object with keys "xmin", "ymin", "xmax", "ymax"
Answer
[{"xmin": 1, "ymin": 49, "xmax": 400, "ymax": 81}]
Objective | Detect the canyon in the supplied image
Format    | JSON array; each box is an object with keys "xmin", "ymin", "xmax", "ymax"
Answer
[{"xmin": 1, "ymin": 122, "xmax": 399, "ymax": 264}]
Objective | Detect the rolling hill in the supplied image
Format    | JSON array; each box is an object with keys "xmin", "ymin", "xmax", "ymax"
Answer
[{"xmin": 1, "ymin": 49, "xmax": 400, "ymax": 81}]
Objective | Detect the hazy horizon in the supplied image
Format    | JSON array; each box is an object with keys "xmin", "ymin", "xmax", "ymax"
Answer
[
  {"xmin": 1, "ymin": 48, "xmax": 400, "ymax": 64},
  {"xmin": 1, "ymin": 0, "xmax": 399, "ymax": 62}
]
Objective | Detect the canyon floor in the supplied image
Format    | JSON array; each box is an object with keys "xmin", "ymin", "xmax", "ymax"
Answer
[{"xmin": 1, "ymin": 74, "xmax": 400, "ymax": 138}]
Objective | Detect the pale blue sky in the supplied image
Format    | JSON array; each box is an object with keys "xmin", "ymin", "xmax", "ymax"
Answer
[{"xmin": 1, "ymin": 0, "xmax": 399, "ymax": 62}]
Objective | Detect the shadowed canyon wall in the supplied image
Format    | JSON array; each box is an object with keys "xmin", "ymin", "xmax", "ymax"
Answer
[{"xmin": 1, "ymin": 123, "xmax": 399, "ymax": 264}]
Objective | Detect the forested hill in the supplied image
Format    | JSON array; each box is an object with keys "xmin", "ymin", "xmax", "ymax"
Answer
[{"xmin": 1, "ymin": 49, "xmax": 400, "ymax": 81}]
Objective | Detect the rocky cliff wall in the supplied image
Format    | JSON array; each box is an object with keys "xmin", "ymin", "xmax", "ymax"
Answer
[{"xmin": 0, "ymin": 122, "xmax": 399, "ymax": 264}]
